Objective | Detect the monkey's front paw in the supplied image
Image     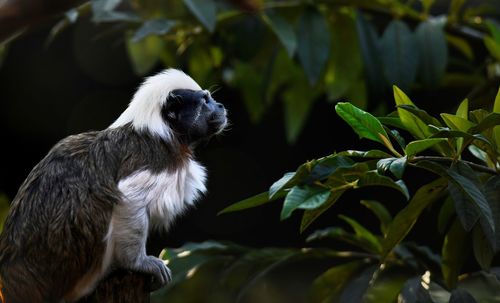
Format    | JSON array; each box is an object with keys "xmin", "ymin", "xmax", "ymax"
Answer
[{"xmin": 142, "ymin": 256, "xmax": 172, "ymax": 291}]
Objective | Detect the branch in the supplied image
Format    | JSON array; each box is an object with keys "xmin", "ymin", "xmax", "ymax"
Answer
[
  {"xmin": 0, "ymin": 0, "xmax": 86, "ymax": 43},
  {"xmin": 77, "ymin": 270, "xmax": 150, "ymax": 303}
]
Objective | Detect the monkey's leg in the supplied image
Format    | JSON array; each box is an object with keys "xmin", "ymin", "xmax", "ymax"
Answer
[{"xmin": 112, "ymin": 203, "xmax": 172, "ymax": 291}]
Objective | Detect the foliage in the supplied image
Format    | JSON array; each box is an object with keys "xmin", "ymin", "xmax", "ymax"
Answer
[
  {"xmin": 22, "ymin": 0, "xmax": 500, "ymax": 143},
  {"xmin": 0, "ymin": 194, "xmax": 9, "ymax": 233},
  {"xmin": 209, "ymin": 86, "xmax": 500, "ymax": 302}
]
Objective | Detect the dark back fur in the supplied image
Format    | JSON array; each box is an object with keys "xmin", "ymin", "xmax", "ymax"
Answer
[{"xmin": 0, "ymin": 124, "xmax": 189, "ymax": 302}]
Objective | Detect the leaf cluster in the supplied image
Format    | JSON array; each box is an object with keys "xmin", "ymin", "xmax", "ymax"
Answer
[{"xmin": 216, "ymin": 86, "xmax": 500, "ymax": 302}]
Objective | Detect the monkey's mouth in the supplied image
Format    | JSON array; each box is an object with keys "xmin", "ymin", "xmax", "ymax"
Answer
[{"xmin": 209, "ymin": 111, "xmax": 228, "ymax": 133}]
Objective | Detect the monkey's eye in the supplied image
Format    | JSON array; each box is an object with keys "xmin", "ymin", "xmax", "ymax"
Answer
[{"xmin": 202, "ymin": 94, "xmax": 209, "ymax": 104}]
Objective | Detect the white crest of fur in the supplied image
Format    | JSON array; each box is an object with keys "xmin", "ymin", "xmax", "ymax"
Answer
[{"xmin": 109, "ymin": 69, "xmax": 202, "ymax": 140}]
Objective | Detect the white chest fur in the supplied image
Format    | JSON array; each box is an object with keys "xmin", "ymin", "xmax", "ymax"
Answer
[{"xmin": 117, "ymin": 159, "xmax": 207, "ymax": 230}]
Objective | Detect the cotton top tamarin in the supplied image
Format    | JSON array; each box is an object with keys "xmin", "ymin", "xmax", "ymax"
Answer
[{"xmin": 0, "ymin": 69, "xmax": 227, "ymax": 303}]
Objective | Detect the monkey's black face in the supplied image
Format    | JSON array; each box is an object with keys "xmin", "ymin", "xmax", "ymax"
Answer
[{"xmin": 162, "ymin": 89, "xmax": 227, "ymax": 144}]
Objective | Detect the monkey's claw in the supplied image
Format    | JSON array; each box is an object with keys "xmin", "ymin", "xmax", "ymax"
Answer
[{"xmin": 142, "ymin": 256, "xmax": 172, "ymax": 291}]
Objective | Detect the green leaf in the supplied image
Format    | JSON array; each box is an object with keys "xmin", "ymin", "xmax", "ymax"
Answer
[
  {"xmin": 301, "ymin": 188, "xmax": 348, "ymax": 233},
  {"xmin": 357, "ymin": 171, "xmax": 410, "ymax": 200},
  {"xmin": 456, "ymin": 98, "xmax": 469, "ymax": 119},
  {"xmin": 438, "ymin": 196, "xmax": 455, "ymax": 234},
  {"xmin": 132, "ymin": 19, "xmax": 176, "ymax": 42},
  {"xmin": 415, "ymin": 19, "xmax": 448, "ymax": 88},
  {"xmin": 339, "ymin": 215, "xmax": 383, "ymax": 254},
  {"xmin": 339, "ymin": 266, "xmax": 378, "ymax": 303},
  {"xmin": 269, "ymin": 160, "xmax": 318, "ymax": 199},
  {"xmin": 281, "ymin": 185, "xmax": 329, "ymax": 220},
  {"xmin": 442, "ymin": 219, "xmax": 469, "ymax": 289},
  {"xmin": 92, "ymin": 0, "xmax": 140, "ymax": 22},
  {"xmin": 310, "ymin": 261, "xmax": 364, "ymax": 303},
  {"xmin": 306, "ymin": 226, "xmax": 376, "ymax": 252},
  {"xmin": 441, "ymin": 113, "xmax": 476, "ymax": 132},
  {"xmin": 468, "ymin": 113, "xmax": 500, "ymax": 134},
  {"xmin": 378, "ymin": 116, "xmax": 406, "ymax": 130},
  {"xmin": 485, "ymin": 175, "xmax": 500, "ymax": 250},
  {"xmin": 264, "ymin": 10, "xmax": 296, "ymax": 57},
  {"xmin": 183, "ymin": 0, "xmax": 217, "ymax": 32},
  {"xmin": 296, "ymin": 6, "xmax": 331, "ymax": 84},
  {"xmin": 377, "ymin": 157, "xmax": 407, "ymax": 179},
  {"xmin": 337, "ymin": 150, "xmax": 393, "ymax": 159},
  {"xmin": 335, "ymin": 102, "xmax": 389, "ymax": 146},
  {"xmin": 355, "ymin": 11, "xmax": 385, "ymax": 96},
  {"xmin": 397, "ymin": 104, "xmax": 443, "ymax": 127},
  {"xmin": 449, "ymin": 289, "xmax": 478, "ymax": 303},
  {"xmin": 380, "ymin": 20, "xmax": 418, "ymax": 91},
  {"xmin": 283, "ymin": 80, "xmax": 316, "ymax": 143},
  {"xmin": 493, "ymin": 87, "xmax": 500, "ymax": 152},
  {"xmin": 472, "ymin": 224, "xmax": 494, "ymax": 270},
  {"xmin": 0, "ymin": 194, "xmax": 9, "ymax": 233},
  {"xmin": 405, "ymin": 138, "xmax": 448, "ymax": 157},
  {"xmin": 382, "ymin": 178, "xmax": 447, "ymax": 258},
  {"xmin": 484, "ymin": 36, "xmax": 500, "ymax": 61},
  {"xmin": 325, "ymin": 10, "xmax": 362, "ymax": 102},
  {"xmin": 360, "ymin": 200, "xmax": 392, "ymax": 235},
  {"xmin": 126, "ymin": 34, "xmax": 163, "ymax": 76},
  {"xmin": 218, "ymin": 191, "xmax": 285, "ymax": 215},
  {"xmin": 458, "ymin": 272, "xmax": 500, "ymax": 302},
  {"xmin": 394, "ymin": 86, "xmax": 432, "ymax": 140},
  {"xmin": 418, "ymin": 161, "xmax": 494, "ymax": 236},
  {"xmin": 446, "ymin": 34, "xmax": 474, "ymax": 60}
]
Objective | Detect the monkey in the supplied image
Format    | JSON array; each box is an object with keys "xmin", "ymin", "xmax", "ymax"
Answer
[{"xmin": 0, "ymin": 69, "xmax": 227, "ymax": 303}]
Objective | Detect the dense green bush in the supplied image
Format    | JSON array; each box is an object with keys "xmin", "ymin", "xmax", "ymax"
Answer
[{"xmin": 157, "ymin": 86, "xmax": 500, "ymax": 303}]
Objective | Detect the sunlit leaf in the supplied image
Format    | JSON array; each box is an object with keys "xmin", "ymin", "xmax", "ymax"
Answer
[
  {"xmin": 183, "ymin": 0, "xmax": 217, "ymax": 32},
  {"xmin": 335, "ymin": 102, "xmax": 389, "ymax": 146},
  {"xmin": 382, "ymin": 178, "xmax": 447, "ymax": 259},
  {"xmin": 468, "ymin": 113, "xmax": 500, "ymax": 134},
  {"xmin": 397, "ymin": 104, "xmax": 443, "ymax": 128},
  {"xmin": 296, "ymin": 6, "xmax": 330, "ymax": 84},
  {"xmin": 394, "ymin": 86, "xmax": 432, "ymax": 140},
  {"xmin": 441, "ymin": 113, "xmax": 476, "ymax": 132},
  {"xmin": 405, "ymin": 138, "xmax": 448, "ymax": 157},
  {"xmin": 415, "ymin": 19, "xmax": 448, "ymax": 88},
  {"xmin": 380, "ymin": 20, "xmax": 418, "ymax": 91}
]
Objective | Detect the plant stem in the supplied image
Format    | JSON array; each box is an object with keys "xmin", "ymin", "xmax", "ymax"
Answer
[{"xmin": 411, "ymin": 156, "xmax": 498, "ymax": 175}]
